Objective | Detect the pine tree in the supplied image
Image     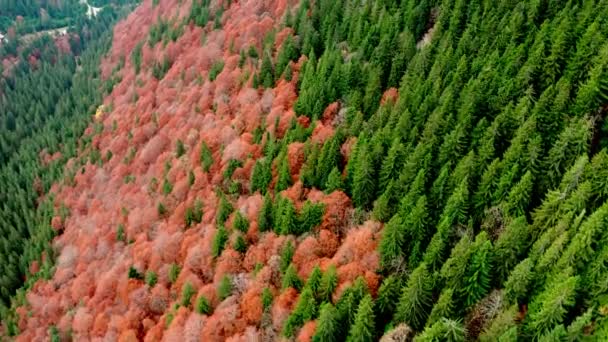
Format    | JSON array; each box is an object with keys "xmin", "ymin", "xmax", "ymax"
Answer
[
  {"xmin": 313, "ymin": 303, "xmax": 340, "ymax": 342},
  {"xmin": 145, "ymin": 271, "xmax": 158, "ymax": 287},
  {"xmin": 374, "ymin": 274, "xmax": 403, "ymax": 329},
  {"xmin": 283, "ymin": 63, "xmax": 293, "ymax": 81},
  {"xmin": 162, "ymin": 178, "xmax": 173, "ymax": 195},
  {"xmin": 566, "ymin": 308, "xmax": 593, "ymax": 341},
  {"xmin": 346, "ymin": 294, "xmax": 376, "ymax": 342},
  {"xmin": 394, "ymin": 263, "xmax": 433, "ymax": 330},
  {"xmin": 276, "ymin": 35, "xmax": 297, "ymax": 81},
  {"xmin": 168, "ymin": 263, "xmax": 180, "ymax": 284},
  {"xmin": 301, "ymin": 143, "xmax": 321, "ymax": 188},
  {"xmin": 406, "ymin": 195, "xmax": 430, "ymax": 269},
  {"xmin": 503, "ymin": 171, "xmax": 534, "ymax": 217},
  {"xmin": 316, "ymin": 135, "xmax": 341, "ymax": 188}
]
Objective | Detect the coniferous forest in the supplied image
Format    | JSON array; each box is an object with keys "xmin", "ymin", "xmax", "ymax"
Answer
[{"xmin": 2, "ymin": 0, "xmax": 608, "ymax": 340}]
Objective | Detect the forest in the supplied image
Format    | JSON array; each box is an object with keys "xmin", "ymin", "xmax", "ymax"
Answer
[
  {"xmin": 0, "ymin": 0, "xmax": 139, "ymax": 336},
  {"xmin": 2, "ymin": 0, "xmax": 608, "ymax": 340}
]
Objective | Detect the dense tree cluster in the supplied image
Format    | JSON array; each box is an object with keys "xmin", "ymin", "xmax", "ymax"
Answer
[
  {"xmin": 4, "ymin": 0, "xmax": 608, "ymax": 339},
  {"xmin": 0, "ymin": 2, "xmax": 133, "ymax": 333},
  {"xmin": 238, "ymin": 0, "xmax": 608, "ymax": 339}
]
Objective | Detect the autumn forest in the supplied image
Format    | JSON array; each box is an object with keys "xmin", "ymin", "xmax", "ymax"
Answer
[{"xmin": 1, "ymin": 0, "xmax": 608, "ymax": 340}]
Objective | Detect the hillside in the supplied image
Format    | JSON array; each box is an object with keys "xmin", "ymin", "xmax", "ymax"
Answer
[{"xmin": 3, "ymin": 0, "xmax": 608, "ymax": 340}]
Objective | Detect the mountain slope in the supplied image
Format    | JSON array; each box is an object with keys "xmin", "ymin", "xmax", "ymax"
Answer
[{"xmin": 6, "ymin": 0, "xmax": 608, "ymax": 340}]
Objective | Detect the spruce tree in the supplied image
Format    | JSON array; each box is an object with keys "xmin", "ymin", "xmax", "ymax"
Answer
[
  {"xmin": 379, "ymin": 214, "xmax": 405, "ymax": 270},
  {"xmin": 216, "ymin": 194, "xmax": 233, "ymax": 225},
  {"xmin": 352, "ymin": 144, "xmax": 376, "ymax": 208},
  {"xmin": 282, "ymin": 264, "xmax": 302, "ymax": 290},
  {"xmin": 283, "ymin": 286, "xmax": 317, "ymax": 337},
  {"xmin": 414, "ymin": 318, "xmax": 466, "ymax": 342},
  {"xmin": 306, "ymin": 265, "xmax": 323, "ymax": 300},
  {"xmin": 313, "ymin": 303, "xmax": 340, "ymax": 342},
  {"xmin": 427, "ymin": 288, "xmax": 455, "ymax": 327},
  {"xmin": 374, "ymin": 274, "xmax": 403, "ymax": 328},
  {"xmin": 320, "ymin": 265, "xmax": 338, "ymax": 303},
  {"xmin": 196, "ymin": 295, "xmax": 213, "ymax": 315},
  {"xmin": 276, "ymin": 155, "xmax": 292, "ymax": 192},
  {"xmin": 379, "ymin": 138, "xmax": 405, "ymax": 193},
  {"xmin": 218, "ymin": 275, "xmax": 233, "ymax": 301},
  {"xmin": 526, "ymin": 271, "xmax": 579, "ymax": 337},
  {"xmin": 280, "ymin": 241, "xmax": 294, "ymax": 273},
  {"xmin": 394, "ymin": 263, "xmax": 433, "ymax": 330},
  {"xmin": 200, "ymin": 141, "xmax": 213, "ymax": 172},
  {"xmin": 250, "ymin": 158, "xmax": 272, "ymax": 194},
  {"xmin": 277, "ymin": 197, "xmax": 298, "ymax": 235},
  {"xmin": 233, "ymin": 210, "xmax": 249, "ymax": 232},
  {"xmin": 258, "ymin": 193, "xmax": 274, "ymax": 232},
  {"xmin": 260, "ymin": 50, "xmax": 275, "ymax": 88},
  {"xmin": 298, "ymin": 201, "xmax": 324, "ymax": 234},
  {"xmin": 462, "ymin": 232, "xmax": 493, "ymax": 307},
  {"xmin": 346, "ymin": 294, "xmax": 376, "ymax": 342},
  {"xmin": 212, "ymin": 226, "xmax": 229, "ymax": 258},
  {"xmin": 181, "ymin": 282, "xmax": 196, "ymax": 307},
  {"xmin": 325, "ymin": 166, "xmax": 344, "ymax": 193}
]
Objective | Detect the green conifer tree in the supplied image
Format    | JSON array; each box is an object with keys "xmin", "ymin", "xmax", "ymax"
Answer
[
  {"xmin": 426, "ymin": 288, "xmax": 455, "ymax": 327},
  {"xmin": 325, "ymin": 166, "xmax": 344, "ymax": 193},
  {"xmin": 218, "ymin": 275, "xmax": 233, "ymax": 301},
  {"xmin": 276, "ymin": 155, "xmax": 292, "ymax": 192},
  {"xmin": 212, "ymin": 225, "xmax": 229, "ymax": 258},
  {"xmin": 346, "ymin": 294, "xmax": 376, "ymax": 342},
  {"xmin": 320, "ymin": 265, "xmax": 338, "ymax": 303},
  {"xmin": 283, "ymin": 286, "xmax": 317, "ymax": 337},
  {"xmin": 313, "ymin": 303, "xmax": 340, "ymax": 342},
  {"xmin": 282, "ymin": 264, "xmax": 302, "ymax": 290},
  {"xmin": 394, "ymin": 263, "xmax": 433, "ymax": 330},
  {"xmin": 200, "ymin": 141, "xmax": 213, "ymax": 172},
  {"xmin": 280, "ymin": 241, "xmax": 295, "ymax": 273},
  {"xmin": 258, "ymin": 193, "xmax": 274, "ymax": 232},
  {"xmin": 196, "ymin": 295, "xmax": 213, "ymax": 315}
]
